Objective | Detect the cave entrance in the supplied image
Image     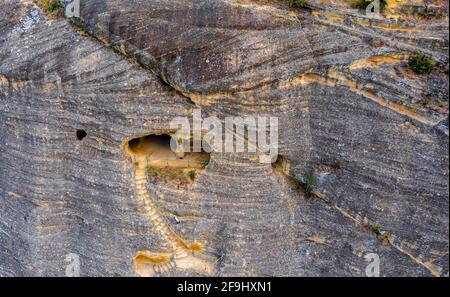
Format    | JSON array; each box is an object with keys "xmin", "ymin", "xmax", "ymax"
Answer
[
  {"xmin": 126, "ymin": 134, "xmax": 210, "ymax": 169},
  {"xmin": 125, "ymin": 134, "xmax": 214, "ymax": 274},
  {"xmin": 272, "ymin": 155, "xmax": 290, "ymax": 175}
]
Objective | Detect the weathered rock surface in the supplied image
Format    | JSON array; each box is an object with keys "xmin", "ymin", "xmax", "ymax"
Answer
[{"xmin": 0, "ymin": 0, "xmax": 448, "ymax": 276}]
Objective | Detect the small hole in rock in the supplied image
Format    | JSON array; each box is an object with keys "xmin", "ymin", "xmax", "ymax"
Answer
[{"xmin": 76, "ymin": 130, "xmax": 87, "ymax": 141}]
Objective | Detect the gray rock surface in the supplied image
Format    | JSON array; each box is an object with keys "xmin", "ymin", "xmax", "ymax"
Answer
[{"xmin": 0, "ymin": 0, "xmax": 448, "ymax": 276}]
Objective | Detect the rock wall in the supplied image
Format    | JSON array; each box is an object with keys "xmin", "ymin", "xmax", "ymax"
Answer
[{"xmin": 0, "ymin": 0, "xmax": 448, "ymax": 276}]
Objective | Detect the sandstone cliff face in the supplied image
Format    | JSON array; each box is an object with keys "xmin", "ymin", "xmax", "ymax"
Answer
[{"xmin": 0, "ymin": 0, "xmax": 448, "ymax": 276}]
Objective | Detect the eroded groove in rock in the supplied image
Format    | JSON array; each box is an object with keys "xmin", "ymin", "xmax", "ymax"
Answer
[{"xmin": 124, "ymin": 134, "xmax": 213, "ymax": 276}]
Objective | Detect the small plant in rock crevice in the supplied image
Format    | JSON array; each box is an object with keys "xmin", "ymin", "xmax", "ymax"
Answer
[
  {"xmin": 287, "ymin": 0, "xmax": 308, "ymax": 9},
  {"xmin": 33, "ymin": 0, "xmax": 64, "ymax": 16},
  {"xmin": 303, "ymin": 170, "xmax": 316, "ymax": 199},
  {"xmin": 293, "ymin": 170, "xmax": 316, "ymax": 200},
  {"xmin": 186, "ymin": 170, "xmax": 197, "ymax": 182},
  {"xmin": 408, "ymin": 54, "xmax": 434, "ymax": 74},
  {"xmin": 369, "ymin": 224, "xmax": 381, "ymax": 236},
  {"xmin": 367, "ymin": 223, "xmax": 390, "ymax": 245},
  {"xmin": 148, "ymin": 167, "xmax": 166, "ymax": 180}
]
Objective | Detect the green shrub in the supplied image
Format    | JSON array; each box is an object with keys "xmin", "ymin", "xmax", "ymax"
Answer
[
  {"xmin": 33, "ymin": 0, "xmax": 63, "ymax": 15},
  {"xmin": 369, "ymin": 224, "xmax": 381, "ymax": 236},
  {"xmin": 288, "ymin": 0, "xmax": 307, "ymax": 9},
  {"xmin": 303, "ymin": 170, "xmax": 316, "ymax": 199},
  {"xmin": 409, "ymin": 54, "xmax": 434, "ymax": 74},
  {"xmin": 348, "ymin": 0, "xmax": 387, "ymax": 11},
  {"xmin": 48, "ymin": 0, "xmax": 62, "ymax": 12},
  {"xmin": 291, "ymin": 170, "xmax": 317, "ymax": 200}
]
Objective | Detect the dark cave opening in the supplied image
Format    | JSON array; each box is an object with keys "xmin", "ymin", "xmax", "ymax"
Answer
[
  {"xmin": 126, "ymin": 134, "xmax": 210, "ymax": 169},
  {"xmin": 76, "ymin": 129, "xmax": 87, "ymax": 141},
  {"xmin": 128, "ymin": 134, "xmax": 172, "ymax": 153}
]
